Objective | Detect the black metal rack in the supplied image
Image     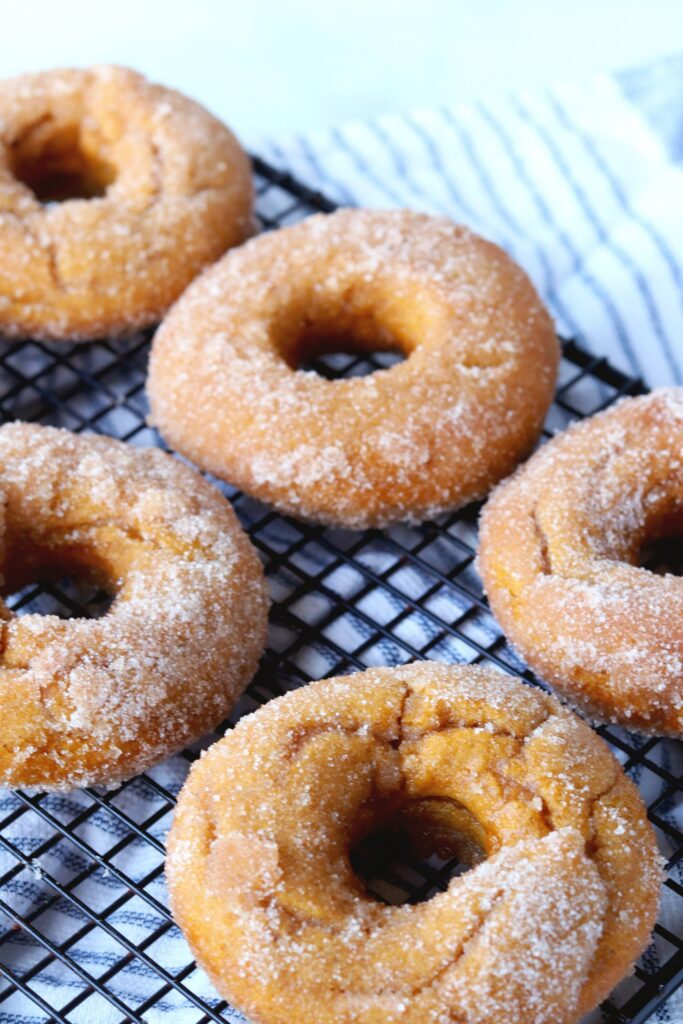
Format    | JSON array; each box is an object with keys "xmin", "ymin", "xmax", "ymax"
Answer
[{"xmin": 0, "ymin": 156, "xmax": 680, "ymax": 1024}]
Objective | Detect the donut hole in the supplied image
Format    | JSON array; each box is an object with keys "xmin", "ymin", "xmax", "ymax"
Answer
[
  {"xmin": 350, "ymin": 797, "xmax": 486, "ymax": 905},
  {"xmin": 9, "ymin": 119, "xmax": 116, "ymax": 203},
  {"xmin": 273, "ymin": 300, "xmax": 416, "ymax": 378},
  {"xmin": 7, "ymin": 575, "xmax": 114, "ymax": 619},
  {"xmin": 296, "ymin": 327, "xmax": 407, "ymax": 379},
  {"xmin": 2, "ymin": 540, "xmax": 116, "ymax": 619},
  {"xmin": 638, "ymin": 534, "xmax": 683, "ymax": 576},
  {"xmin": 634, "ymin": 504, "xmax": 683, "ymax": 576}
]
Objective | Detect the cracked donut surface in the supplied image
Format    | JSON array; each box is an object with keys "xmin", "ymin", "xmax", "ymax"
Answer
[
  {"xmin": 166, "ymin": 662, "xmax": 661, "ymax": 1024},
  {"xmin": 147, "ymin": 208, "xmax": 559, "ymax": 527},
  {"xmin": 479, "ymin": 388, "xmax": 683, "ymax": 735},
  {"xmin": 0, "ymin": 65, "xmax": 252, "ymax": 340},
  {"xmin": 0, "ymin": 423, "xmax": 268, "ymax": 789}
]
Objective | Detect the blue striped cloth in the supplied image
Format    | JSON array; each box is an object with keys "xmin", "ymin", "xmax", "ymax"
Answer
[
  {"xmin": 1, "ymin": 55, "xmax": 682, "ymax": 1024},
  {"xmin": 262, "ymin": 53, "xmax": 683, "ymax": 390},
  {"xmin": 259, "ymin": 61, "xmax": 683, "ymax": 1023}
]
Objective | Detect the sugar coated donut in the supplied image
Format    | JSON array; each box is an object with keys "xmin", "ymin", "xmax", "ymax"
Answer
[
  {"xmin": 167, "ymin": 662, "xmax": 660, "ymax": 1024},
  {"xmin": 0, "ymin": 65, "xmax": 253, "ymax": 340},
  {"xmin": 479, "ymin": 388, "xmax": 683, "ymax": 735},
  {"xmin": 0, "ymin": 423, "xmax": 268, "ymax": 789},
  {"xmin": 148, "ymin": 209, "xmax": 559, "ymax": 527}
]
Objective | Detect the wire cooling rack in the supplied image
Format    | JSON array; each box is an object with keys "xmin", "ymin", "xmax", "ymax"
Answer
[{"xmin": 0, "ymin": 156, "xmax": 681, "ymax": 1024}]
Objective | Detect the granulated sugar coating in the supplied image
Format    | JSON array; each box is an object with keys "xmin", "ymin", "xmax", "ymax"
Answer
[
  {"xmin": 0, "ymin": 423, "xmax": 268, "ymax": 789},
  {"xmin": 0, "ymin": 65, "xmax": 253, "ymax": 340},
  {"xmin": 167, "ymin": 662, "xmax": 661, "ymax": 1024},
  {"xmin": 479, "ymin": 388, "xmax": 683, "ymax": 736},
  {"xmin": 148, "ymin": 208, "xmax": 559, "ymax": 528}
]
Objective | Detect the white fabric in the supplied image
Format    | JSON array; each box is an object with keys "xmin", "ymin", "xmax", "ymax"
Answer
[
  {"xmin": 1, "ymin": 58, "xmax": 683, "ymax": 1024},
  {"xmin": 263, "ymin": 72, "xmax": 683, "ymax": 390}
]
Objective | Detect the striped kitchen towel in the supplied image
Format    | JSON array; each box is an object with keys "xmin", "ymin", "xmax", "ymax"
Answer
[
  {"xmin": 261, "ymin": 52, "xmax": 683, "ymax": 389},
  {"xmin": 265, "ymin": 52, "xmax": 683, "ymax": 1024},
  {"xmin": 1, "ymin": 54, "xmax": 682, "ymax": 1024}
]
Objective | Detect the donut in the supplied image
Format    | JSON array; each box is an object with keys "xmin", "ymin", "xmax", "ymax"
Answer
[
  {"xmin": 0, "ymin": 423, "xmax": 268, "ymax": 789},
  {"xmin": 147, "ymin": 209, "xmax": 559, "ymax": 528},
  {"xmin": 167, "ymin": 662, "xmax": 661, "ymax": 1024},
  {"xmin": 0, "ymin": 65, "xmax": 253, "ymax": 341},
  {"xmin": 478, "ymin": 388, "xmax": 683, "ymax": 735}
]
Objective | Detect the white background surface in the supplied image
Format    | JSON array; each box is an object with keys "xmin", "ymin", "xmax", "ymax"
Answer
[{"xmin": 1, "ymin": 0, "xmax": 682, "ymax": 145}]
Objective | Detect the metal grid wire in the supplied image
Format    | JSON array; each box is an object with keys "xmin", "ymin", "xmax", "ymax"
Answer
[{"xmin": 0, "ymin": 156, "xmax": 680, "ymax": 1024}]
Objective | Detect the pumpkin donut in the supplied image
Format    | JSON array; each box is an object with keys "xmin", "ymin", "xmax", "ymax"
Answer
[
  {"xmin": 147, "ymin": 209, "xmax": 559, "ymax": 527},
  {"xmin": 0, "ymin": 65, "xmax": 253, "ymax": 340},
  {"xmin": 479, "ymin": 388, "xmax": 683, "ymax": 736},
  {"xmin": 167, "ymin": 662, "xmax": 661, "ymax": 1024},
  {"xmin": 0, "ymin": 422, "xmax": 268, "ymax": 790}
]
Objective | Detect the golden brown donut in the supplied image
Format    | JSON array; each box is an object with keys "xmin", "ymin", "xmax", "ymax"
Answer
[
  {"xmin": 0, "ymin": 422, "xmax": 268, "ymax": 790},
  {"xmin": 479, "ymin": 388, "xmax": 683, "ymax": 735},
  {"xmin": 167, "ymin": 662, "xmax": 661, "ymax": 1024},
  {"xmin": 0, "ymin": 65, "xmax": 253, "ymax": 340},
  {"xmin": 148, "ymin": 209, "xmax": 559, "ymax": 527}
]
